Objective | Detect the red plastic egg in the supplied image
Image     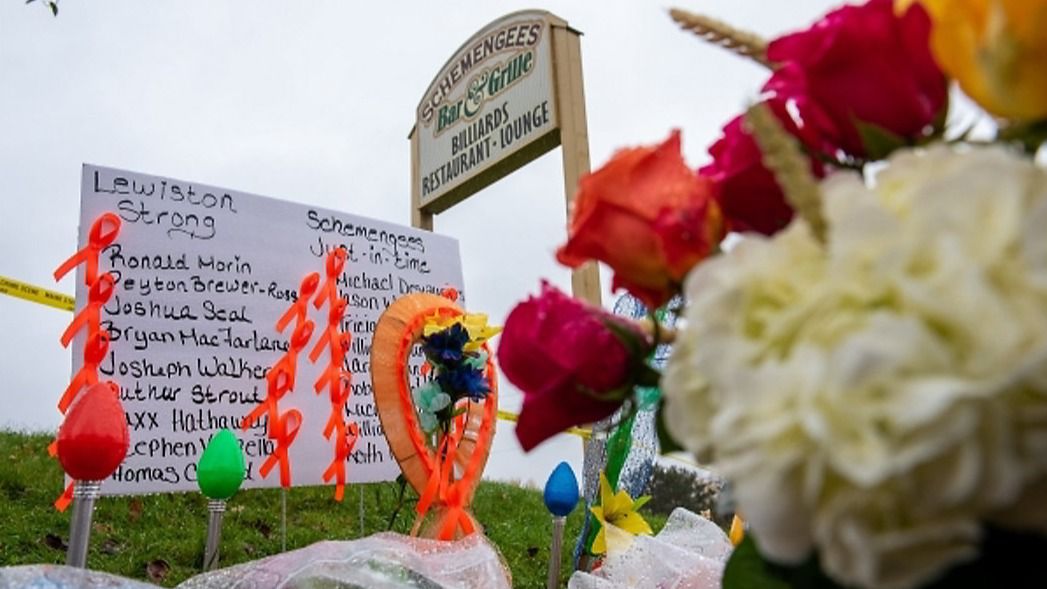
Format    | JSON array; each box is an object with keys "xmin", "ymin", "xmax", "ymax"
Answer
[{"xmin": 56, "ymin": 381, "xmax": 129, "ymax": 481}]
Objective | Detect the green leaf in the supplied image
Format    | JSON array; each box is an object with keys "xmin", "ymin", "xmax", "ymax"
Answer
[
  {"xmin": 925, "ymin": 95, "xmax": 950, "ymax": 143},
  {"xmin": 635, "ymin": 365, "xmax": 662, "ymax": 389},
  {"xmin": 998, "ymin": 119, "xmax": 1047, "ymax": 155},
  {"xmin": 723, "ymin": 537, "xmax": 792, "ymax": 589},
  {"xmin": 856, "ymin": 120, "xmax": 908, "ymax": 161},
  {"xmin": 654, "ymin": 401, "xmax": 683, "ymax": 454},
  {"xmin": 601, "ymin": 317, "xmax": 649, "ymax": 358},
  {"xmin": 631, "ymin": 495, "xmax": 651, "ymax": 510},
  {"xmin": 604, "ymin": 413, "xmax": 636, "ymax": 489},
  {"xmin": 635, "ymin": 385, "xmax": 662, "ymax": 411},
  {"xmin": 724, "ymin": 536, "xmax": 845, "ymax": 589}
]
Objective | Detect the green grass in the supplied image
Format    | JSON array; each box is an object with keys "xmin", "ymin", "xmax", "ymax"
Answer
[{"xmin": 0, "ymin": 431, "xmax": 665, "ymax": 587}]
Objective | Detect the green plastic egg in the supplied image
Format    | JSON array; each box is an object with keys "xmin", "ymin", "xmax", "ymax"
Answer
[{"xmin": 196, "ymin": 429, "xmax": 246, "ymax": 500}]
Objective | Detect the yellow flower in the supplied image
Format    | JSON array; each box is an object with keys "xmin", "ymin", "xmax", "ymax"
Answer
[
  {"xmin": 589, "ymin": 473, "xmax": 652, "ymax": 555},
  {"xmin": 901, "ymin": 0, "xmax": 1047, "ymax": 121},
  {"xmin": 423, "ymin": 312, "xmax": 502, "ymax": 352}
]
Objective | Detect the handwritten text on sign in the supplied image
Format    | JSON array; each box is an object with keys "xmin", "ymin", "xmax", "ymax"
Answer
[{"xmin": 71, "ymin": 164, "xmax": 464, "ymax": 495}]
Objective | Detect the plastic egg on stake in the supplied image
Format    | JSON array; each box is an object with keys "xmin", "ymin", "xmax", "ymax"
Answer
[
  {"xmin": 56, "ymin": 381, "xmax": 129, "ymax": 481},
  {"xmin": 196, "ymin": 429, "xmax": 246, "ymax": 500}
]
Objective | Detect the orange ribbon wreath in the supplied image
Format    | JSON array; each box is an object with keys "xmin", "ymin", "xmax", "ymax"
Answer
[{"xmin": 370, "ymin": 293, "xmax": 497, "ymax": 540}]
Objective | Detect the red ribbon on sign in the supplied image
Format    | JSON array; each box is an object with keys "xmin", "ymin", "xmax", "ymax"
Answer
[
  {"xmin": 260, "ymin": 408, "xmax": 302, "ymax": 488},
  {"xmin": 58, "ymin": 330, "xmax": 109, "ymax": 414},
  {"xmin": 53, "ymin": 213, "xmax": 121, "ymax": 286},
  {"xmin": 313, "ymin": 248, "xmax": 347, "ymax": 310},
  {"xmin": 60, "ymin": 273, "xmax": 115, "ymax": 348},
  {"xmin": 275, "ymin": 272, "xmax": 320, "ymax": 333}
]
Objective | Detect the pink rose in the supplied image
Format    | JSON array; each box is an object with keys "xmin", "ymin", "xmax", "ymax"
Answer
[
  {"xmin": 701, "ymin": 106, "xmax": 824, "ymax": 235},
  {"xmin": 764, "ymin": 0, "xmax": 947, "ymax": 158},
  {"xmin": 498, "ymin": 282, "xmax": 649, "ymax": 451}
]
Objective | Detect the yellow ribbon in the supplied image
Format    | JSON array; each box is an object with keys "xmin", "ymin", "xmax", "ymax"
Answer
[{"xmin": 496, "ymin": 409, "xmax": 591, "ymax": 440}]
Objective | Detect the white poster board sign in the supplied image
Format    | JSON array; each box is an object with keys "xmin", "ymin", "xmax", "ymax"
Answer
[{"xmin": 70, "ymin": 164, "xmax": 465, "ymax": 495}]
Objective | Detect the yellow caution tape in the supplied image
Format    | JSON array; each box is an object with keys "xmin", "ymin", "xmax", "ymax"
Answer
[
  {"xmin": 497, "ymin": 409, "xmax": 591, "ymax": 440},
  {"xmin": 0, "ymin": 275, "xmax": 75, "ymax": 312}
]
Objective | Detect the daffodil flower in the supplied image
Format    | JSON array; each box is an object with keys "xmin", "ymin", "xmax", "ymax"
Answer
[
  {"xmin": 590, "ymin": 472, "xmax": 652, "ymax": 555},
  {"xmin": 423, "ymin": 313, "xmax": 502, "ymax": 352}
]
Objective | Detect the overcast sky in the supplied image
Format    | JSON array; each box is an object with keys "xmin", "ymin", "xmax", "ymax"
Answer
[{"xmin": 1, "ymin": 0, "xmax": 840, "ymax": 485}]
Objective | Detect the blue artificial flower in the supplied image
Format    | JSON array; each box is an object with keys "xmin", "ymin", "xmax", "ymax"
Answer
[
  {"xmin": 422, "ymin": 323, "xmax": 470, "ymax": 365},
  {"xmin": 438, "ymin": 364, "xmax": 490, "ymax": 402}
]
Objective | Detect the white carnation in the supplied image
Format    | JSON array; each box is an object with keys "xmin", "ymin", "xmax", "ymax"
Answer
[{"xmin": 663, "ymin": 144, "xmax": 1047, "ymax": 589}]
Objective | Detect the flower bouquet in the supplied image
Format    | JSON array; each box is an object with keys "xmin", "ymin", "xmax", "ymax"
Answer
[{"xmin": 498, "ymin": 1, "xmax": 1047, "ymax": 587}]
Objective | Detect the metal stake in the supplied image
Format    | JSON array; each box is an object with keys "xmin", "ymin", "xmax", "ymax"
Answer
[
  {"xmin": 359, "ymin": 485, "xmax": 365, "ymax": 537},
  {"xmin": 203, "ymin": 499, "xmax": 226, "ymax": 571},
  {"xmin": 281, "ymin": 488, "xmax": 288, "ymax": 552},
  {"xmin": 66, "ymin": 480, "xmax": 102, "ymax": 568},
  {"xmin": 546, "ymin": 515, "xmax": 566, "ymax": 589}
]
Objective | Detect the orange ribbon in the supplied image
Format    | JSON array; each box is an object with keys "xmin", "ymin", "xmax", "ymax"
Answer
[
  {"xmin": 308, "ymin": 300, "xmax": 348, "ymax": 364},
  {"xmin": 313, "ymin": 248, "xmax": 346, "ymax": 310},
  {"xmin": 275, "ymin": 273, "xmax": 320, "ymax": 333},
  {"xmin": 322, "ymin": 421, "xmax": 359, "ymax": 502},
  {"xmin": 58, "ymin": 330, "xmax": 109, "ymax": 414},
  {"xmin": 313, "ymin": 333, "xmax": 350, "ymax": 395},
  {"xmin": 53, "ymin": 213, "xmax": 121, "ymax": 286},
  {"xmin": 60, "ymin": 273, "xmax": 115, "ymax": 348},
  {"xmin": 260, "ymin": 408, "xmax": 302, "ymax": 488},
  {"xmin": 241, "ymin": 364, "xmax": 293, "ymax": 431},
  {"xmin": 323, "ymin": 376, "xmax": 352, "ymax": 438},
  {"xmin": 269, "ymin": 319, "xmax": 314, "ymax": 391},
  {"xmin": 54, "ymin": 480, "xmax": 76, "ymax": 512}
]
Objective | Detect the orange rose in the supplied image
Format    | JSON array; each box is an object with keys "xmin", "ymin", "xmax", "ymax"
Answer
[{"xmin": 556, "ymin": 130, "xmax": 723, "ymax": 309}]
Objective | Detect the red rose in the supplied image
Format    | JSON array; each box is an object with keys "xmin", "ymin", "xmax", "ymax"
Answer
[
  {"xmin": 498, "ymin": 282, "xmax": 649, "ymax": 451},
  {"xmin": 700, "ymin": 107, "xmax": 824, "ymax": 235},
  {"xmin": 556, "ymin": 130, "xmax": 723, "ymax": 310},
  {"xmin": 764, "ymin": 0, "xmax": 947, "ymax": 158}
]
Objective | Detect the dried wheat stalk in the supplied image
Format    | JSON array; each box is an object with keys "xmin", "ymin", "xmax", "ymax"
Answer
[
  {"xmin": 669, "ymin": 8, "xmax": 774, "ymax": 69},
  {"xmin": 744, "ymin": 103, "xmax": 827, "ymax": 243}
]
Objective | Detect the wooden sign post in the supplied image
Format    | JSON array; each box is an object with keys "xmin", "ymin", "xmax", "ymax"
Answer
[{"xmin": 409, "ymin": 10, "xmax": 600, "ymax": 304}]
